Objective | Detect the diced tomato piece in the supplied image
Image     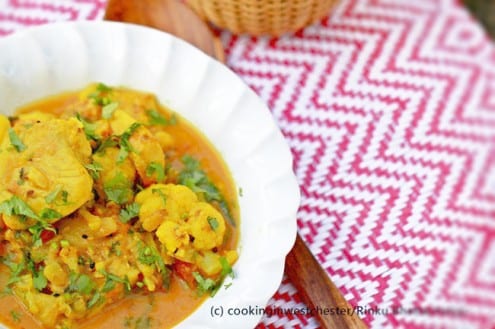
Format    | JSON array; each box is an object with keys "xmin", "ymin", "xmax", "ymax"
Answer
[
  {"xmin": 173, "ymin": 260, "xmax": 196, "ymax": 288},
  {"xmin": 40, "ymin": 230, "xmax": 56, "ymax": 243}
]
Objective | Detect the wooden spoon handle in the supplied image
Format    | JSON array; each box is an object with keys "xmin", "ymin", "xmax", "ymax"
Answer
[{"xmin": 285, "ymin": 234, "xmax": 368, "ymax": 329}]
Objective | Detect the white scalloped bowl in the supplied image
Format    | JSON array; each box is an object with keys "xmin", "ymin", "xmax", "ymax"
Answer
[{"xmin": 0, "ymin": 21, "xmax": 300, "ymax": 329}]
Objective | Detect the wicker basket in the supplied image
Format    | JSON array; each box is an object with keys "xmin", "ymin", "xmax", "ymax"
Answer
[{"xmin": 187, "ymin": 0, "xmax": 340, "ymax": 36}]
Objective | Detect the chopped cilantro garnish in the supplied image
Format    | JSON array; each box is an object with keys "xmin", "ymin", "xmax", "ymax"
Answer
[
  {"xmin": 87, "ymin": 291, "xmax": 103, "ymax": 308},
  {"xmin": 10, "ymin": 310, "xmax": 21, "ymax": 322},
  {"xmin": 33, "ymin": 270, "xmax": 47, "ymax": 291},
  {"xmin": 75, "ymin": 113, "xmax": 99, "ymax": 141},
  {"xmin": 8, "ymin": 128, "xmax": 26, "ymax": 152},
  {"xmin": 17, "ymin": 168, "xmax": 25, "ymax": 186},
  {"xmin": 207, "ymin": 217, "xmax": 219, "ymax": 231},
  {"xmin": 88, "ymin": 83, "xmax": 112, "ymax": 106},
  {"xmin": 45, "ymin": 186, "xmax": 62, "ymax": 204},
  {"xmin": 192, "ymin": 272, "xmax": 216, "ymax": 296},
  {"xmin": 117, "ymin": 123, "xmax": 141, "ymax": 164},
  {"xmin": 146, "ymin": 109, "xmax": 177, "ymax": 126},
  {"xmin": 28, "ymin": 222, "xmax": 56, "ymax": 247},
  {"xmin": 103, "ymin": 172, "xmax": 133, "ymax": 205},
  {"xmin": 68, "ymin": 273, "xmax": 95, "ymax": 295},
  {"xmin": 220, "ymin": 257, "xmax": 234, "ymax": 278},
  {"xmin": 39, "ymin": 208, "xmax": 62, "ymax": 221},
  {"xmin": 120, "ymin": 202, "xmax": 140, "ymax": 223},
  {"xmin": 96, "ymin": 82, "xmax": 112, "ymax": 93},
  {"xmin": 137, "ymin": 243, "xmax": 170, "ymax": 289},
  {"xmin": 102, "ymin": 102, "xmax": 118, "ymax": 119},
  {"xmin": 94, "ymin": 137, "xmax": 118, "ymax": 154},
  {"xmin": 85, "ymin": 162, "xmax": 103, "ymax": 180},
  {"xmin": 146, "ymin": 162, "xmax": 165, "ymax": 183},
  {"xmin": 100, "ymin": 270, "xmax": 131, "ymax": 292},
  {"xmin": 3, "ymin": 257, "xmax": 26, "ymax": 287},
  {"xmin": 61, "ymin": 190, "xmax": 69, "ymax": 204},
  {"xmin": 178, "ymin": 155, "xmax": 235, "ymax": 226},
  {"xmin": 110, "ymin": 241, "xmax": 122, "ymax": 256},
  {"xmin": 0, "ymin": 196, "xmax": 39, "ymax": 220}
]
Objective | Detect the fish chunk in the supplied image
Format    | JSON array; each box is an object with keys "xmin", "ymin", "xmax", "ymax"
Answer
[{"xmin": 0, "ymin": 118, "xmax": 93, "ymax": 228}]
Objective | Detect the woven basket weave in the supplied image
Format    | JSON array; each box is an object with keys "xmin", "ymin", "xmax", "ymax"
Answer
[{"xmin": 187, "ymin": 0, "xmax": 340, "ymax": 36}]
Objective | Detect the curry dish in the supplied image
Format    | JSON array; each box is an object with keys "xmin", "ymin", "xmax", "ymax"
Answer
[{"xmin": 0, "ymin": 84, "xmax": 239, "ymax": 328}]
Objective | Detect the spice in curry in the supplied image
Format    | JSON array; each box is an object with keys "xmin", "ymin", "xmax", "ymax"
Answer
[{"xmin": 0, "ymin": 83, "xmax": 239, "ymax": 329}]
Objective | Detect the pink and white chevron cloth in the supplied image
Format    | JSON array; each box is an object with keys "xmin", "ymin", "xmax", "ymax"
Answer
[{"xmin": 1, "ymin": 0, "xmax": 495, "ymax": 328}]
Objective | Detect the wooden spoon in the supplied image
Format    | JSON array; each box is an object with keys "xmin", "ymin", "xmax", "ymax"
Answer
[{"xmin": 105, "ymin": 1, "xmax": 367, "ymax": 328}]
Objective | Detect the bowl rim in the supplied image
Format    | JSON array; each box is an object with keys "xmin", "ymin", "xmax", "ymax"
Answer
[{"xmin": 0, "ymin": 21, "xmax": 300, "ymax": 329}]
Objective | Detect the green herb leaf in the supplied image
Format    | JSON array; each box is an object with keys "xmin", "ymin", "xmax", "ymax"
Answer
[
  {"xmin": 145, "ymin": 162, "xmax": 166, "ymax": 183},
  {"xmin": 33, "ymin": 271, "xmax": 47, "ymax": 291},
  {"xmin": 28, "ymin": 222, "xmax": 56, "ymax": 247},
  {"xmin": 73, "ymin": 274, "xmax": 95, "ymax": 295},
  {"xmin": 10, "ymin": 310, "xmax": 21, "ymax": 323},
  {"xmin": 207, "ymin": 217, "xmax": 219, "ymax": 231},
  {"xmin": 178, "ymin": 155, "xmax": 235, "ymax": 226},
  {"xmin": 85, "ymin": 162, "xmax": 103, "ymax": 180},
  {"xmin": 8, "ymin": 128, "xmax": 26, "ymax": 152},
  {"xmin": 87, "ymin": 291, "xmax": 103, "ymax": 308},
  {"xmin": 94, "ymin": 137, "xmax": 118, "ymax": 154},
  {"xmin": 3, "ymin": 258, "xmax": 26, "ymax": 287},
  {"xmin": 17, "ymin": 168, "xmax": 26, "ymax": 186},
  {"xmin": 110, "ymin": 241, "xmax": 122, "ymax": 256},
  {"xmin": 103, "ymin": 172, "xmax": 133, "ymax": 205},
  {"xmin": 192, "ymin": 272, "xmax": 216, "ymax": 296},
  {"xmin": 137, "ymin": 243, "xmax": 170, "ymax": 289},
  {"xmin": 39, "ymin": 208, "xmax": 62, "ymax": 221},
  {"xmin": 76, "ymin": 113, "xmax": 99, "ymax": 141},
  {"xmin": 96, "ymin": 83, "xmax": 112, "ymax": 93},
  {"xmin": 146, "ymin": 109, "xmax": 177, "ymax": 126},
  {"xmin": 100, "ymin": 270, "xmax": 131, "ymax": 292},
  {"xmin": 88, "ymin": 83, "xmax": 112, "ymax": 106},
  {"xmin": 119, "ymin": 202, "xmax": 140, "ymax": 223},
  {"xmin": 0, "ymin": 196, "xmax": 39, "ymax": 220},
  {"xmin": 61, "ymin": 190, "xmax": 69, "ymax": 204},
  {"xmin": 117, "ymin": 123, "xmax": 141, "ymax": 164},
  {"xmin": 219, "ymin": 257, "xmax": 234, "ymax": 278},
  {"xmin": 45, "ymin": 186, "xmax": 62, "ymax": 204},
  {"xmin": 102, "ymin": 102, "xmax": 118, "ymax": 119}
]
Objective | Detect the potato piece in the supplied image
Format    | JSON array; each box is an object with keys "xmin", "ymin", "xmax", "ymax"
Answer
[
  {"xmin": 44, "ymin": 261, "xmax": 69, "ymax": 287},
  {"xmin": 196, "ymin": 251, "xmax": 222, "ymax": 276},
  {"xmin": 22, "ymin": 292, "xmax": 71, "ymax": 328}
]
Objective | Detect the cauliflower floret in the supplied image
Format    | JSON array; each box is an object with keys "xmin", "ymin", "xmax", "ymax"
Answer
[
  {"xmin": 135, "ymin": 184, "xmax": 197, "ymax": 231},
  {"xmin": 156, "ymin": 220, "xmax": 191, "ymax": 257},
  {"xmin": 136, "ymin": 184, "xmax": 227, "ymax": 262},
  {"xmin": 187, "ymin": 203, "xmax": 226, "ymax": 251}
]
